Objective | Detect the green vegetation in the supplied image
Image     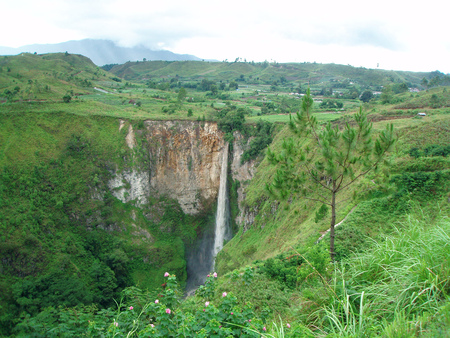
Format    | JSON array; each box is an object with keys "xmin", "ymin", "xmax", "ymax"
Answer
[
  {"xmin": 105, "ymin": 60, "xmax": 433, "ymax": 90},
  {"xmin": 2, "ymin": 53, "xmax": 450, "ymax": 336},
  {"xmin": 8, "ymin": 214, "xmax": 450, "ymax": 337}
]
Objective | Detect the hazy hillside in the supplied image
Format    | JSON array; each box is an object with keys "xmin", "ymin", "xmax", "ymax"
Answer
[
  {"xmin": 107, "ymin": 59, "xmax": 434, "ymax": 89},
  {"xmin": 0, "ymin": 39, "xmax": 202, "ymax": 66}
]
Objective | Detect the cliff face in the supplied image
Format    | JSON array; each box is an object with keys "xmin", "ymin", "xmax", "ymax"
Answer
[
  {"xmin": 109, "ymin": 120, "xmax": 227, "ymax": 215},
  {"xmin": 107, "ymin": 119, "xmax": 259, "ymax": 235},
  {"xmin": 1, "ymin": 112, "xmax": 262, "ymax": 316},
  {"xmin": 145, "ymin": 120, "xmax": 226, "ymax": 214},
  {"xmin": 231, "ymin": 132, "xmax": 257, "ymax": 227}
]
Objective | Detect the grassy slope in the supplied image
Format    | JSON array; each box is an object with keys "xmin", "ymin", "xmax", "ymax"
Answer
[
  {"xmin": 0, "ymin": 53, "xmax": 113, "ymax": 100},
  {"xmin": 205, "ymin": 211, "xmax": 450, "ymax": 337},
  {"xmin": 0, "ymin": 54, "xmax": 228, "ymax": 122},
  {"xmin": 217, "ymin": 97, "xmax": 450, "ymax": 273}
]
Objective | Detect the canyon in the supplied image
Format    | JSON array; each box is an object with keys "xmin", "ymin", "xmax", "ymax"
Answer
[{"xmin": 105, "ymin": 119, "xmax": 256, "ymax": 288}]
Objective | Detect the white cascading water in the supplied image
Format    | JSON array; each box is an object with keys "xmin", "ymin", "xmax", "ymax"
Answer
[
  {"xmin": 213, "ymin": 144, "xmax": 230, "ymax": 261},
  {"xmin": 185, "ymin": 144, "xmax": 231, "ymax": 295}
]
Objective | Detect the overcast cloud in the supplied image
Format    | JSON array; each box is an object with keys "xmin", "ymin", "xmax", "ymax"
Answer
[{"xmin": 2, "ymin": 0, "xmax": 449, "ymax": 72}]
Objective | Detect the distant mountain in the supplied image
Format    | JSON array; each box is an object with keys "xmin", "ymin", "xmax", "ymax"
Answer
[{"xmin": 0, "ymin": 39, "xmax": 203, "ymax": 66}]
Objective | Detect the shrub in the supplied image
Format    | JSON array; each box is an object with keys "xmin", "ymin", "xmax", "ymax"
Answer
[{"xmin": 62, "ymin": 94, "xmax": 72, "ymax": 103}]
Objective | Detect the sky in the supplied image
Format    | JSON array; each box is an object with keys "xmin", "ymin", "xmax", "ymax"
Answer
[{"xmin": 2, "ymin": 0, "xmax": 449, "ymax": 73}]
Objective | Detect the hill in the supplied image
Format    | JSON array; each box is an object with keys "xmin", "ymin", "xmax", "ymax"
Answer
[
  {"xmin": 0, "ymin": 52, "xmax": 118, "ymax": 101},
  {"xmin": 0, "ymin": 39, "xmax": 202, "ymax": 66},
  {"xmin": 107, "ymin": 59, "xmax": 435, "ymax": 89}
]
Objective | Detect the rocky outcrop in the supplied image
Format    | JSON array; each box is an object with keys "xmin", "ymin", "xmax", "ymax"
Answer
[{"xmin": 108, "ymin": 120, "xmax": 228, "ymax": 215}]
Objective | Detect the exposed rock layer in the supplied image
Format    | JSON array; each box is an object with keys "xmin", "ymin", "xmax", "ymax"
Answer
[
  {"xmin": 144, "ymin": 120, "xmax": 225, "ymax": 214},
  {"xmin": 108, "ymin": 120, "xmax": 257, "ymax": 227}
]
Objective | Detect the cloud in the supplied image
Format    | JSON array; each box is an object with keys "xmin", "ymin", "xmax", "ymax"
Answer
[
  {"xmin": 1, "ymin": 0, "xmax": 450, "ymax": 72},
  {"xmin": 282, "ymin": 21, "xmax": 401, "ymax": 51}
]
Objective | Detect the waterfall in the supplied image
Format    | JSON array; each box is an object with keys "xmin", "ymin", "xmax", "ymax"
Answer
[
  {"xmin": 184, "ymin": 144, "xmax": 231, "ymax": 295},
  {"xmin": 213, "ymin": 143, "xmax": 231, "ymax": 261}
]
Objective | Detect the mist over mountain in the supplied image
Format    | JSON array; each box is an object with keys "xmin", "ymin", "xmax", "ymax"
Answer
[{"xmin": 0, "ymin": 39, "xmax": 203, "ymax": 66}]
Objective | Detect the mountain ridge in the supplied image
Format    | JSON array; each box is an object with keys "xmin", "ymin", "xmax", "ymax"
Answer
[{"xmin": 0, "ymin": 39, "xmax": 204, "ymax": 66}]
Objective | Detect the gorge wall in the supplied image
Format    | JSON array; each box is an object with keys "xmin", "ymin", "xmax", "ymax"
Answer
[
  {"xmin": 108, "ymin": 120, "xmax": 256, "ymax": 224},
  {"xmin": 0, "ymin": 113, "xmax": 259, "ymax": 305},
  {"xmin": 108, "ymin": 120, "xmax": 223, "ymax": 213}
]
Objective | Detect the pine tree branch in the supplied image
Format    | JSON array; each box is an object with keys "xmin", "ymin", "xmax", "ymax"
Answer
[{"xmin": 303, "ymin": 162, "xmax": 333, "ymax": 192}]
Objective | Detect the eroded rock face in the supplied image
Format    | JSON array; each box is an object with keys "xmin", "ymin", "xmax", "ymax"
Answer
[
  {"xmin": 108, "ymin": 120, "xmax": 227, "ymax": 215},
  {"xmin": 108, "ymin": 120, "xmax": 259, "ymax": 224},
  {"xmin": 108, "ymin": 169, "xmax": 150, "ymax": 206},
  {"xmin": 231, "ymin": 132, "xmax": 257, "ymax": 227},
  {"xmin": 144, "ymin": 120, "xmax": 226, "ymax": 214}
]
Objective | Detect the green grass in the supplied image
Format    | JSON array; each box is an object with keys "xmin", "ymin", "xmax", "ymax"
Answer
[
  {"xmin": 318, "ymin": 214, "xmax": 450, "ymax": 337},
  {"xmin": 247, "ymin": 112, "xmax": 343, "ymax": 124},
  {"xmin": 213, "ymin": 210, "xmax": 450, "ymax": 337}
]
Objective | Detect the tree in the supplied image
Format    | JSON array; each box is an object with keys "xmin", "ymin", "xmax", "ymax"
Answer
[
  {"xmin": 177, "ymin": 87, "xmax": 187, "ymax": 103},
  {"xmin": 3, "ymin": 89, "xmax": 14, "ymax": 102},
  {"xmin": 430, "ymin": 94, "xmax": 441, "ymax": 108},
  {"xmin": 359, "ymin": 90, "xmax": 373, "ymax": 103},
  {"xmin": 380, "ymin": 86, "xmax": 393, "ymax": 104},
  {"xmin": 267, "ymin": 89, "xmax": 395, "ymax": 260},
  {"xmin": 228, "ymin": 81, "xmax": 238, "ymax": 91},
  {"xmin": 392, "ymin": 82, "xmax": 408, "ymax": 94},
  {"xmin": 210, "ymin": 84, "xmax": 218, "ymax": 96}
]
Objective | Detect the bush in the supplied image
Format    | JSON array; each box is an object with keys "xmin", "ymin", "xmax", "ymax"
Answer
[
  {"xmin": 62, "ymin": 94, "xmax": 72, "ymax": 103},
  {"xmin": 391, "ymin": 170, "xmax": 450, "ymax": 197},
  {"xmin": 241, "ymin": 119, "xmax": 274, "ymax": 163},
  {"xmin": 408, "ymin": 144, "xmax": 450, "ymax": 158}
]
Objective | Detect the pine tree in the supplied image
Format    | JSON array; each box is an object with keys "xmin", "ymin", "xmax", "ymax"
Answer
[{"xmin": 267, "ymin": 89, "xmax": 395, "ymax": 260}]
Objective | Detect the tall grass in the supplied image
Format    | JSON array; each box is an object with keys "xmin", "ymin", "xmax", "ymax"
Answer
[{"xmin": 318, "ymin": 215, "xmax": 450, "ymax": 337}]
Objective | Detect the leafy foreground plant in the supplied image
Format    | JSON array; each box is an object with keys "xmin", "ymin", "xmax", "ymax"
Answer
[{"xmin": 13, "ymin": 272, "xmax": 303, "ymax": 337}]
